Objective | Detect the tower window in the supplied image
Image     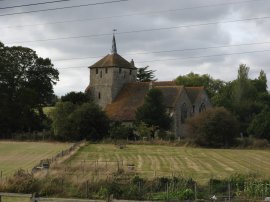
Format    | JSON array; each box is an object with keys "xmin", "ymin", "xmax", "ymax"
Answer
[
  {"xmin": 105, "ymin": 68, "xmax": 108, "ymax": 74},
  {"xmin": 119, "ymin": 68, "xmax": 122, "ymax": 74},
  {"xmin": 98, "ymin": 92, "xmax": 101, "ymax": 99},
  {"xmin": 129, "ymin": 70, "xmax": 132, "ymax": 75},
  {"xmin": 96, "ymin": 69, "xmax": 98, "ymax": 74},
  {"xmin": 100, "ymin": 71, "xmax": 102, "ymax": 78}
]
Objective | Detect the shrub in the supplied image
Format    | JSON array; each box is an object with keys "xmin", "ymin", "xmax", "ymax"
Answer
[
  {"xmin": 109, "ymin": 123, "xmax": 135, "ymax": 140},
  {"xmin": 51, "ymin": 102, "xmax": 109, "ymax": 141},
  {"xmin": 186, "ymin": 107, "xmax": 239, "ymax": 148},
  {"xmin": 5, "ymin": 169, "xmax": 39, "ymax": 193}
]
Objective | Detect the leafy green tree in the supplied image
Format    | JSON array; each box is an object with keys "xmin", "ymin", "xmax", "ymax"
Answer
[
  {"xmin": 175, "ymin": 72, "xmax": 225, "ymax": 99},
  {"xmin": 109, "ymin": 123, "xmax": 135, "ymax": 140},
  {"xmin": 51, "ymin": 102, "xmax": 109, "ymax": 141},
  {"xmin": 69, "ymin": 102, "xmax": 109, "ymax": 141},
  {"xmin": 61, "ymin": 91, "xmax": 89, "ymax": 104},
  {"xmin": 135, "ymin": 88, "xmax": 171, "ymax": 130},
  {"xmin": 187, "ymin": 107, "xmax": 239, "ymax": 148},
  {"xmin": 136, "ymin": 66, "xmax": 156, "ymax": 82},
  {"xmin": 0, "ymin": 42, "xmax": 59, "ymax": 136},
  {"xmin": 50, "ymin": 102, "xmax": 76, "ymax": 140},
  {"xmin": 248, "ymin": 107, "xmax": 270, "ymax": 140}
]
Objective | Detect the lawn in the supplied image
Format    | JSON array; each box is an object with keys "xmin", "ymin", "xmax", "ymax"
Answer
[
  {"xmin": 63, "ymin": 144, "xmax": 270, "ymax": 183},
  {"xmin": 0, "ymin": 141, "xmax": 70, "ymax": 178}
]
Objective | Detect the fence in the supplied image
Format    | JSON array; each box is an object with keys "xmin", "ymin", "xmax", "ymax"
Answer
[{"xmin": 32, "ymin": 141, "xmax": 84, "ymax": 173}]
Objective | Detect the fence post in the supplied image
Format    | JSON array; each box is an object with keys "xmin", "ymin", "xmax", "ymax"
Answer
[
  {"xmin": 86, "ymin": 180, "xmax": 89, "ymax": 198},
  {"xmin": 194, "ymin": 182, "xmax": 197, "ymax": 201},
  {"xmin": 228, "ymin": 181, "xmax": 231, "ymax": 202}
]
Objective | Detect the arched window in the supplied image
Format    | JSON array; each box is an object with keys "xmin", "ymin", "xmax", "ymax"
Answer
[
  {"xmin": 100, "ymin": 71, "xmax": 102, "ymax": 78},
  {"xmin": 199, "ymin": 103, "xmax": 206, "ymax": 112},
  {"xmin": 98, "ymin": 92, "xmax": 101, "ymax": 99},
  {"xmin": 181, "ymin": 103, "xmax": 188, "ymax": 123},
  {"xmin": 96, "ymin": 68, "xmax": 98, "ymax": 74}
]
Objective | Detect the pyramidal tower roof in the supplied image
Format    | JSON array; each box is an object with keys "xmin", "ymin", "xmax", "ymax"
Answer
[{"xmin": 89, "ymin": 34, "xmax": 136, "ymax": 69}]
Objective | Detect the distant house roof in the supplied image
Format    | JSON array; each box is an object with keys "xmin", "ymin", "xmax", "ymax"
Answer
[
  {"xmin": 185, "ymin": 87, "xmax": 205, "ymax": 104},
  {"xmin": 89, "ymin": 53, "xmax": 136, "ymax": 69},
  {"xmin": 105, "ymin": 81, "xmax": 184, "ymax": 121}
]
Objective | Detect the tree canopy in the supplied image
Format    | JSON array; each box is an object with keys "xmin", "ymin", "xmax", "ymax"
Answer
[
  {"xmin": 136, "ymin": 66, "xmax": 156, "ymax": 82},
  {"xmin": 175, "ymin": 72, "xmax": 225, "ymax": 99},
  {"xmin": 0, "ymin": 42, "xmax": 59, "ymax": 136},
  {"xmin": 51, "ymin": 102, "xmax": 109, "ymax": 141},
  {"xmin": 187, "ymin": 107, "xmax": 239, "ymax": 148},
  {"xmin": 135, "ymin": 88, "xmax": 171, "ymax": 130},
  {"xmin": 61, "ymin": 91, "xmax": 89, "ymax": 104}
]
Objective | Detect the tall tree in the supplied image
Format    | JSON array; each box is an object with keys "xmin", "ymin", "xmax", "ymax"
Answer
[
  {"xmin": 136, "ymin": 66, "xmax": 156, "ymax": 82},
  {"xmin": 175, "ymin": 72, "xmax": 225, "ymax": 99},
  {"xmin": 135, "ymin": 88, "xmax": 171, "ymax": 130},
  {"xmin": 0, "ymin": 42, "xmax": 59, "ymax": 136}
]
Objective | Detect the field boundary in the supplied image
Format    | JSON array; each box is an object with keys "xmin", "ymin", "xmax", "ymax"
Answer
[{"xmin": 32, "ymin": 141, "xmax": 85, "ymax": 174}]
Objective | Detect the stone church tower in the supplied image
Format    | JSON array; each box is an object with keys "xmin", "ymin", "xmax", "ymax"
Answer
[{"xmin": 86, "ymin": 34, "xmax": 137, "ymax": 108}]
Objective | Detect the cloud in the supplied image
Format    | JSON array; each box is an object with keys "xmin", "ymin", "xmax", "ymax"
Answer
[{"xmin": 1, "ymin": 0, "xmax": 270, "ymax": 95}]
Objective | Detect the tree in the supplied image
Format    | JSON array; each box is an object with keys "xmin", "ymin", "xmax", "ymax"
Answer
[
  {"xmin": 135, "ymin": 88, "xmax": 171, "ymax": 130},
  {"xmin": 61, "ymin": 91, "xmax": 89, "ymax": 104},
  {"xmin": 50, "ymin": 102, "xmax": 76, "ymax": 141},
  {"xmin": 69, "ymin": 102, "xmax": 110, "ymax": 141},
  {"xmin": 51, "ymin": 102, "xmax": 109, "ymax": 141},
  {"xmin": 186, "ymin": 107, "xmax": 239, "ymax": 148},
  {"xmin": 0, "ymin": 43, "xmax": 59, "ymax": 136},
  {"xmin": 175, "ymin": 72, "xmax": 225, "ymax": 99},
  {"xmin": 248, "ymin": 107, "xmax": 270, "ymax": 140},
  {"xmin": 136, "ymin": 66, "xmax": 156, "ymax": 82}
]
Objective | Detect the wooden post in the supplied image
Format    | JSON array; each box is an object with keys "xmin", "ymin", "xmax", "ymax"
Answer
[
  {"xmin": 228, "ymin": 181, "xmax": 231, "ymax": 202},
  {"xmin": 86, "ymin": 180, "xmax": 89, "ymax": 198},
  {"xmin": 194, "ymin": 182, "xmax": 197, "ymax": 201}
]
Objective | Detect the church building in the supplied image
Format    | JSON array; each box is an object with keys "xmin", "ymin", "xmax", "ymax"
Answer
[{"xmin": 85, "ymin": 35, "xmax": 211, "ymax": 138}]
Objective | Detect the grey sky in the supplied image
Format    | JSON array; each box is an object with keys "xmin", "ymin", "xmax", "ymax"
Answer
[{"xmin": 1, "ymin": 0, "xmax": 270, "ymax": 95}]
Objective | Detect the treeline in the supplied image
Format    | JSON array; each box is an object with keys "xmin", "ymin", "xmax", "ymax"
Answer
[
  {"xmin": 175, "ymin": 64, "xmax": 270, "ymax": 144},
  {"xmin": 1, "ymin": 42, "xmax": 269, "ymax": 147}
]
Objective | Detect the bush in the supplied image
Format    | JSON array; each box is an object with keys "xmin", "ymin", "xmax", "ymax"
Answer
[
  {"xmin": 186, "ymin": 107, "xmax": 239, "ymax": 148},
  {"xmin": 109, "ymin": 123, "xmax": 135, "ymax": 140},
  {"xmin": 51, "ymin": 102, "xmax": 109, "ymax": 141},
  {"xmin": 5, "ymin": 169, "xmax": 39, "ymax": 193}
]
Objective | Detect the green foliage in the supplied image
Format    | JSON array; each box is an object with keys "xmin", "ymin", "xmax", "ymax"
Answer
[
  {"xmin": 248, "ymin": 107, "xmax": 270, "ymax": 140},
  {"xmin": 136, "ymin": 66, "xmax": 156, "ymax": 82},
  {"xmin": 187, "ymin": 107, "xmax": 239, "ymax": 148},
  {"xmin": 109, "ymin": 123, "xmax": 135, "ymax": 140},
  {"xmin": 69, "ymin": 102, "xmax": 109, "ymax": 141},
  {"xmin": 61, "ymin": 91, "xmax": 89, "ymax": 104},
  {"xmin": 135, "ymin": 122, "xmax": 155, "ymax": 139},
  {"xmin": 175, "ymin": 72, "xmax": 225, "ymax": 99},
  {"xmin": 0, "ymin": 42, "xmax": 59, "ymax": 137},
  {"xmin": 136, "ymin": 88, "xmax": 171, "ymax": 130},
  {"xmin": 51, "ymin": 102, "xmax": 109, "ymax": 141},
  {"xmin": 51, "ymin": 102, "xmax": 76, "ymax": 140}
]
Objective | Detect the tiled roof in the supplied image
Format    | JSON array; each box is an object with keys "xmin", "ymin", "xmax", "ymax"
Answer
[
  {"xmin": 105, "ymin": 81, "xmax": 184, "ymax": 121},
  {"xmin": 185, "ymin": 87, "xmax": 205, "ymax": 104},
  {"xmin": 105, "ymin": 82, "xmax": 149, "ymax": 121},
  {"xmin": 89, "ymin": 53, "xmax": 136, "ymax": 69},
  {"xmin": 155, "ymin": 86, "xmax": 184, "ymax": 108}
]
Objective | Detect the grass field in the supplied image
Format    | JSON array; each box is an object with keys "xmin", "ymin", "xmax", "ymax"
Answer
[
  {"xmin": 0, "ymin": 141, "xmax": 70, "ymax": 178},
  {"xmin": 62, "ymin": 144, "xmax": 270, "ymax": 183}
]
